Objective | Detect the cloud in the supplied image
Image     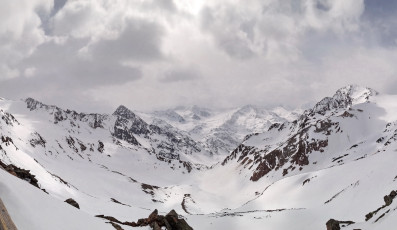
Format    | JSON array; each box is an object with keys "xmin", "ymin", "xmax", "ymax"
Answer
[
  {"xmin": 199, "ymin": 0, "xmax": 365, "ymax": 60},
  {"xmin": 0, "ymin": 0, "xmax": 53, "ymax": 79},
  {"xmin": 87, "ymin": 19, "xmax": 164, "ymax": 62},
  {"xmin": 159, "ymin": 68, "xmax": 200, "ymax": 83},
  {"xmin": 0, "ymin": 0, "xmax": 397, "ymax": 112}
]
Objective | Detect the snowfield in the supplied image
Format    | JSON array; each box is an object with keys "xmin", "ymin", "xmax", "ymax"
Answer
[{"xmin": 0, "ymin": 85, "xmax": 396, "ymax": 230}]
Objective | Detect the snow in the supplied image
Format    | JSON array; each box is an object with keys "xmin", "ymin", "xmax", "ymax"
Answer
[{"xmin": 0, "ymin": 169, "xmax": 113, "ymax": 230}]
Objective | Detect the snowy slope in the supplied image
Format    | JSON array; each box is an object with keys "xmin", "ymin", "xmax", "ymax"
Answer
[{"xmin": 0, "ymin": 85, "xmax": 397, "ymax": 230}]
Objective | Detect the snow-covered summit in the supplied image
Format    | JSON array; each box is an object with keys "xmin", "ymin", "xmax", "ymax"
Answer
[{"xmin": 310, "ymin": 85, "xmax": 378, "ymax": 115}]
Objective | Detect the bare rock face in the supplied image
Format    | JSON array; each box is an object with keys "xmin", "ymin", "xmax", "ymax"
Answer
[
  {"xmin": 384, "ymin": 190, "xmax": 397, "ymax": 206},
  {"xmin": 147, "ymin": 209, "xmax": 158, "ymax": 223},
  {"xmin": 326, "ymin": 219, "xmax": 340, "ymax": 230},
  {"xmin": 0, "ymin": 159, "xmax": 40, "ymax": 188},
  {"xmin": 165, "ymin": 209, "xmax": 193, "ymax": 230},
  {"xmin": 97, "ymin": 209, "xmax": 194, "ymax": 230},
  {"xmin": 325, "ymin": 219, "xmax": 355, "ymax": 230},
  {"xmin": 366, "ymin": 190, "xmax": 397, "ymax": 221},
  {"xmin": 64, "ymin": 198, "xmax": 80, "ymax": 209}
]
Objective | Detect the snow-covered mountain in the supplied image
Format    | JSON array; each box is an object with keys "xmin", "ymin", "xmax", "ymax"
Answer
[
  {"xmin": 1, "ymin": 85, "xmax": 397, "ymax": 230},
  {"xmin": 142, "ymin": 105, "xmax": 301, "ymax": 159}
]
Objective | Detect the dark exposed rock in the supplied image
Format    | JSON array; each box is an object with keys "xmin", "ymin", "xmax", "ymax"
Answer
[
  {"xmin": 96, "ymin": 209, "xmax": 193, "ymax": 230},
  {"xmin": 365, "ymin": 190, "xmax": 397, "ymax": 221},
  {"xmin": 112, "ymin": 117, "xmax": 141, "ymax": 146},
  {"xmin": 91, "ymin": 114, "xmax": 105, "ymax": 129},
  {"xmin": 326, "ymin": 219, "xmax": 340, "ymax": 230},
  {"xmin": 268, "ymin": 123, "xmax": 281, "ymax": 131},
  {"xmin": 25, "ymin": 98, "xmax": 108, "ymax": 127},
  {"xmin": 110, "ymin": 198, "xmax": 131, "ymax": 207},
  {"xmin": 141, "ymin": 183, "xmax": 160, "ymax": 196},
  {"xmin": 164, "ymin": 210, "xmax": 193, "ymax": 230},
  {"xmin": 66, "ymin": 136, "xmax": 79, "ymax": 153},
  {"xmin": 152, "ymin": 221, "xmax": 161, "ymax": 230},
  {"xmin": 1, "ymin": 109, "xmax": 20, "ymax": 126},
  {"xmin": 97, "ymin": 140, "xmax": 105, "ymax": 153},
  {"xmin": 181, "ymin": 194, "xmax": 196, "ymax": 214},
  {"xmin": 302, "ymin": 178, "xmax": 310, "ymax": 186},
  {"xmin": 384, "ymin": 190, "xmax": 397, "ymax": 206},
  {"xmin": 339, "ymin": 111, "xmax": 354, "ymax": 118},
  {"xmin": 0, "ymin": 160, "xmax": 40, "ymax": 188},
  {"xmin": 1, "ymin": 135, "xmax": 14, "ymax": 146},
  {"xmin": 64, "ymin": 198, "xmax": 80, "ymax": 209},
  {"xmin": 29, "ymin": 132, "xmax": 46, "ymax": 148},
  {"xmin": 325, "ymin": 219, "xmax": 354, "ymax": 230},
  {"xmin": 148, "ymin": 209, "xmax": 158, "ymax": 223}
]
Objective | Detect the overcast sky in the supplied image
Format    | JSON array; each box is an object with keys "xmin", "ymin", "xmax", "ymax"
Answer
[{"xmin": 1, "ymin": 0, "xmax": 397, "ymax": 113}]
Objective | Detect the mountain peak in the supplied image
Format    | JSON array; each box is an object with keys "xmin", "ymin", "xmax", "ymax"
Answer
[
  {"xmin": 113, "ymin": 105, "xmax": 136, "ymax": 119},
  {"xmin": 310, "ymin": 85, "xmax": 378, "ymax": 115},
  {"xmin": 334, "ymin": 85, "xmax": 378, "ymax": 105},
  {"xmin": 25, "ymin": 97, "xmax": 57, "ymax": 111}
]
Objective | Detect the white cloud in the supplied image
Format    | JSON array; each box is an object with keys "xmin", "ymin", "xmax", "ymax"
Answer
[
  {"xmin": 0, "ymin": 0, "xmax": 53, "ymax": 79},
  {"xmin": 0, "ymin": 0, "xmax": 396, "ymax": 112}
]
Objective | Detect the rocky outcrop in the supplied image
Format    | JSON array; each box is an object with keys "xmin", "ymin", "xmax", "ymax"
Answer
[
  {"xmin": 96, "ymin": 209, "xmax": 193, "ymax": 230},
  {"xmin": 164, "ymin": 209, "xmax": 193, "ymax": 230},
  {"xmin": 29, "ymin": 132, "xmax": 46, "ymax": 148},
  {"xmin": 113, "ymin": 105, "xmax": 151, "ymax": 137},
  {"xmin": 0, "ymin": 109, "xmax": 19, "ymax": 126},
  {"xmin": 64, "ymin": 198, "xmax": 80, "ymax": 209},
  {"xmin": 365, "ymin": 190, "xmax": 397, "ymax": 221},
  {"xmin": 25, "ymin": 98, "xmax": 109, "ymax": 128},
  {"xmin": 136, "ymin": 209, "xmax": 193, "ymax": 230},
  {"xmin": 326, "ymin": 219, "xmax": 340, "ymax": 230},
  {"xmin": 325, "ymin": 219, "xmax": 354, "ymax": 230},
  {"xmin": 0, "ymin": 160, "xmax": 40, "ymax": 188}
]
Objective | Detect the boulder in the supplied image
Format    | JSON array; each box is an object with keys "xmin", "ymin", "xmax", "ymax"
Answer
[
  {"xmin": 326, "ymin": 219, "xmax": 340, "ymax": 230},
  {"xmin": 165, "ymin": 209, "xmax": 193, "ymax": 230},
  {"xmin": 148, "ymin": 209, "xmax": 158, "ymax": 223},
  {"xmin": 64, "ymin": 198, "xmax": 80, "ymax": 209}
]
